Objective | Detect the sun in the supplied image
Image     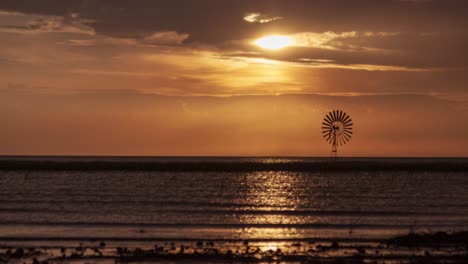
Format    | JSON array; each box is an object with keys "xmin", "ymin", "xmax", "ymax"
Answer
[{"xmin": 254, "ymin": 35, "xmax": 293, "ymax": 50}]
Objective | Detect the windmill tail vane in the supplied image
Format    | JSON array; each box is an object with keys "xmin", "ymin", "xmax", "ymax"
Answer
[{"xmin": 322, "ymin": 110, "xmax": 353, "ymax": 159}]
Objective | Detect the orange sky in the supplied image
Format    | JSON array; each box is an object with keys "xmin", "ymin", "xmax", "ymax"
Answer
[{"xmin": 0, "ymin": 0, "xmax": 467, "ymax": 156}]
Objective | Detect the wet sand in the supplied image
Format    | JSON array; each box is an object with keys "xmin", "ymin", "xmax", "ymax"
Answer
[{"xmin": 1, "ymin": 231, "xmax": 467, "ymax": 264}]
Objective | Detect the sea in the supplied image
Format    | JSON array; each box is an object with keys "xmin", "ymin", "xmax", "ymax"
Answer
[{"xmin": 0, "ymin": 156, "xmax": 467, "ymax": 255}]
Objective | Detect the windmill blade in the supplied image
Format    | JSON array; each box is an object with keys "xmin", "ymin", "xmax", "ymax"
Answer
[
  {"xmin": 343, "ymin": 119, "xmax": 353, "ymax": 126},
  {"xmin": 342, "ymin": 132, "xmax": 350, "ymax": 142},
  {"xmin": 341, "ymin": 134, "xmax": 347, "ymax": 144},
  {"xmin": 322, "ymin": 130, "xmax": 332, "ymax": 137},
  {"xmin": 338, "ymin": 135, "xmax": 343, "ymax": 146},
  {"xmin": 344, "ymin": 130, "xmax": 353, "ymax": 135},
  {"xmin": 333, "ymin": 110, "xmax": 338, "ymax": 122},
  {"xmin": 343, "ymin": 117, "xmax": 352, "ymax": 124},
  {"xmin": 343, "ymin": 112, "xmax": 350, "ymax": 123},
  {"xmin": 342, "ymin": 111, "xmax": 348, "ymax": 121},
  {"xmin": 343, "ymin": 130, "xmax": 352, "ymax": 137},
  {"xmin": 342, "ymin": 133, "xmax": 352, "ymax": 141},
  {"xmin": 325, "ymin": 115, "xmax": 334, "ymax": 125},
  {"xmin": 322, "ymin": 126, "xmax": 332, "ymax": 130},
  {"xmin": 341, "ymin": 134, "xmax": 346, "ymax": 145},
  {"xmin": 323, "ymin": 118, "xmax": 332, "ymax": 126},
  {"xmin": 338, "ymin": 110, "xmax": 344, "ymax": 122},
  {"xmin": 341, "ymin": 114, "xmax": 350, "ymax": 125}
]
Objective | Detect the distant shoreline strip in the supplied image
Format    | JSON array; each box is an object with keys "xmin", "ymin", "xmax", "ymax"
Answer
[
  {"xmin": 0, "ymin": 207, "xmax": 466, "ymax": 217},
  {"xmin": 0, "ymin": 237, "xmax": 380, "ymax": 243},
  {"xmin": 0, "ymin": 221, "xmax": 466, "ymax": 229},
  {"xmin": 0, "ymin": 160, "xmax": 467, "ymax": 171}
]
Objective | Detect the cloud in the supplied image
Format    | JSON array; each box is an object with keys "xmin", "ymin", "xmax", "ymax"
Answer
[
  {"xmin": 288, "ymin": 31, "xmax": 400, "ymax": 51},
  {"xmin": 142, "ymin": 31, "xmax": 189, "ymax": 45},
  {"xmin": 0, "ymin": 10, "xmax": 24, "ymax": 16},
  {"xmin": 0, "ymin": 14, "xmax": 95, "ymax": 35},
  {"xmin": 291, "ymin": 31, "xmax": 358, "ymax": 50},
  {"xmin": 0, "ymin": 0, "xmax": 465, "ymax": 44},
  {"xmin": 69, "ymin": 69, "xmax": 164, "ymax": 78},
  {"xmin": 243, "ymin": 12, "xmax": 283, "ymax": 23},
  {"xmin": 0, "ymin": 1, "xmax": 467, "ymax": 99},
  {"xmin": 59, "ymin": 39, "xmax": 95, "ymax": 46},
  {"xmin": 26, "ymin": 16, "xmax": 94, "ymax": 34},
  {"xmin": 220, "ymin": 54, "xmax": 438, "ymax": 72}
]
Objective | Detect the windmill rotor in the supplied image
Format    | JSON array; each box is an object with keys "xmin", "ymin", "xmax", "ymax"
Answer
[{"xmin": 322, "ymin": 110, "xmax": 353, "ymax": 158}]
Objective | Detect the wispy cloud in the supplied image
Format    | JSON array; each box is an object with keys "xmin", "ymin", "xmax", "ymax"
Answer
[
  {"xmin": 142, "ymin": 31, "xmax": 189, "ymax": 45},
  {"xmin": 219, "ymin": 55, "xmax": 439, "ymax": 72},
  {"xmin": 289, "ymin": 31, "xmax": 400, "ymax": 51},
  {"xmin": 243, "ymin": 13, "xmax": 283, "ymax": 24},
  {"xmin": 0, "ymin": 13, "xmax": 95, "ymax": 35},
  {"xmin": 70, "ymin": 69, "xmax": 163, "ymax": 78},
  {"xmin": 0, "ymin": 10, "xmax": 24, "ymax": 16},
  {"xmin": 59, "ymin": 39, "xmax": 95, "ymax": 46}
]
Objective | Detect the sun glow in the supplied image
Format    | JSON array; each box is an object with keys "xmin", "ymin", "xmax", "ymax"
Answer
[{"xmin": 254, "ymin": 35, "xmax": 293, "ymax": 50}]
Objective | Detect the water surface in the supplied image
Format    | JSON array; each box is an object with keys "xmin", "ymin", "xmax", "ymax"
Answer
[{"xmin": 0, "ymin": 157, "xmax": 466, "ymax": 246}]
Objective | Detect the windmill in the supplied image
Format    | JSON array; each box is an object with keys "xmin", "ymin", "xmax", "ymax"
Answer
[{"xmin": 322, "ymin": 110, "xmax": 353, "ymax": 159}]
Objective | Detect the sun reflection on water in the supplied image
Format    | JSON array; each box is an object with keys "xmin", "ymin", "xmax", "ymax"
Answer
[
  {"xmin": 262, "ymin": 242, "xmax": 278, "ymax": 252},
  {"xmin": 242, "ymin": 171, "xmax": 298, "ymax": 208},
  {"xmin": 236, "ymin": 171, "xmax": 304, "ymax": 242}
]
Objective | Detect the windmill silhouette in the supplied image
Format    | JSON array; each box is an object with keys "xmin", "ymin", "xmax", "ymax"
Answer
[{"xmin": 322, "ymin": 110, "xmax": 353, "ymax": 159}]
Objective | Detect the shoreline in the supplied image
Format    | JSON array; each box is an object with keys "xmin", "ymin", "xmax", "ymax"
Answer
[
  {"xmin": 1, "ymin": 231, "xmax": 467, "ymax": 263},
  {"xmin": 1, "ymin": 159, "xmax": 467, "ymax": 171}
]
